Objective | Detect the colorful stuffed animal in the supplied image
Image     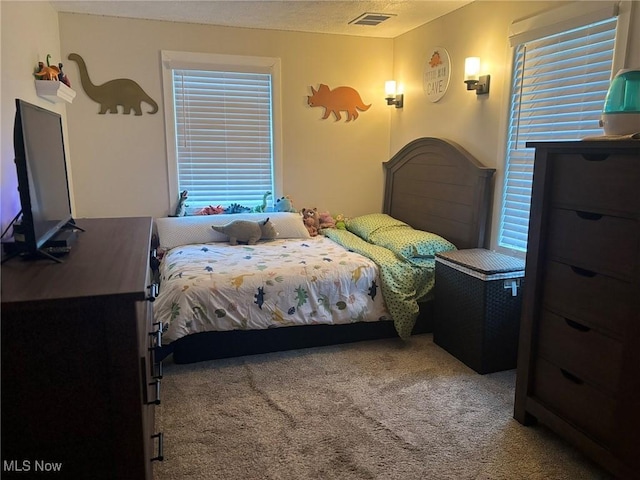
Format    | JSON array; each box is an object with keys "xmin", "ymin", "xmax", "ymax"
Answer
[
  {"xmin": 274, "ymin": 196, "xmax": 296, "ymax": 212},
  {"xmin": 301, "ymin": 208, "xmax": 320, "ymax": 237},
  {"xmin": 211, "ymin": 218, "xmax": 277, "ymax": 245},
  {"xmin": 224, "ymin": 203, "xmax": 252, "ymax": 214},
  {"xmin": 334, "ymin": 213, "xmax": 347, "ymax": 230},
  {"xmin": 303, "ymin": 217, "xmax": 318, "ymax": 237},
  {"xmin": 194, "ymin": 205, "xmax": 224, "ymax": 215},
  {"xmin": 318, "ymin": 211, "xmax": 336, "ymax": 230}
]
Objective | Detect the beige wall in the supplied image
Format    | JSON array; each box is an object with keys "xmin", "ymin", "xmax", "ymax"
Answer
[
  {"xmin": 57, "ymin": 13, "xmax": 393, "ymax": 219},
  {"xmin": 0, "ymin": 1, "xmax": 72, "ymax": 234},
  {"xmin": 390, "ymin": 1, "xmax": 562, "ymax": 252},
  {"xmin": 2, "ymin": 1, "xmax": 638, "ymax": 242},
  {"xmin": 390, "ymin": 0, "xmax": 640, "ymax": 157},
  {"xmin": 390, "ymin": 0, "xmax": 640, "ymax": 250}
]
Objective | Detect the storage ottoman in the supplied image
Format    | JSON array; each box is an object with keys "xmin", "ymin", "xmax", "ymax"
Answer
[{"xmin": 434, "ymin": 248, "xmax": 525, "ymax": 374}]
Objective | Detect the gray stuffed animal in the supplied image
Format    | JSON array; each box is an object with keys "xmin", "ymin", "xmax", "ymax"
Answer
[{"xmin": 211, "ymin": 218, "xmax": 277, "ymax": 245}]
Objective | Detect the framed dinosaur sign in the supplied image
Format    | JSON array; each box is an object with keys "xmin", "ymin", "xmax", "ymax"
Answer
[
  {"xmin": 423, "ymin": 47, "xmax": 451, "ymax": 103},
  {"xmin": 67, "ymin": 53, "xmax": 158, "ymax": 115}
]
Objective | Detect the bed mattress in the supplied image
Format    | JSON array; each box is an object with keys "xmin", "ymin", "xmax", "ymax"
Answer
[{"xmin": 154, "ymin": 236, "xmax": 391, "ymax": 342}]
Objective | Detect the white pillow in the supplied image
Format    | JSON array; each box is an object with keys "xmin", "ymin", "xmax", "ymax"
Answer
[{"xmin": 155, "ymin": 212, "xmax": 310, "ymax": 249}]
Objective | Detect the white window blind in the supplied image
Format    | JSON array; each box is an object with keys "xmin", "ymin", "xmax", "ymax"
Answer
[
  {"xmin": 498, "ymin": 16, "xmax": 617, "ymax": 252},
  {"xmin": 172, "ymin": 69, "xmax": 274, "ymax": 209}
]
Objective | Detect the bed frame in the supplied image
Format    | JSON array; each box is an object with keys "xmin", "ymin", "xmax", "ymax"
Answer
[
  {"xmin": 383, "ymin": 137, "xmax": 495, "ymax": 249},
  {"xmin": 162, "ymin": 137, "xmax": 495, "ymax": 363}
]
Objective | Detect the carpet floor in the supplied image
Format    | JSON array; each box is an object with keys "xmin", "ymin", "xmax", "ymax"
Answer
[{"xmin": 154, "ymin": 333, "xmax": 612, "ymax": 480}]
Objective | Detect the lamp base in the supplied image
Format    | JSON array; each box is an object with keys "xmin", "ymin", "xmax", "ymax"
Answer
[
  {"xmin": 386, "ymin": 94, "xmax": 403, "ymax": 108},
  {"xmin": 475, "ymin": 75, "xmax": 490, "ymax": 95},
  {"xmin": 465, "ymin": 76, "xmax": 490, "ymax": 95}
]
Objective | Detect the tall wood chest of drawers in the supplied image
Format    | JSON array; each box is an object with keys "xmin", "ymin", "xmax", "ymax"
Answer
[
  {"xmin": 514, "ymin": 141, "xmax": 640, "ymax": 479},
  {"xmin": 1, "ymin": 217, "xmax": 163, "ymax": 479}
]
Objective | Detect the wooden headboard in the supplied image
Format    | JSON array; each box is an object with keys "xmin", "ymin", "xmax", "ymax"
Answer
[{"xmin": 383, "ymin": 137, "xmax": 495, "ymax": 250}]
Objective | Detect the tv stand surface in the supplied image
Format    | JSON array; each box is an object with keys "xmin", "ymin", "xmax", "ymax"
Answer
[
  {"xmin": 0, "ymin": 242, "xmax": 64, "ymax": 264},
  {"xmin": 1, "ymin": 229, "xmax": 78, "ymax": 264}
]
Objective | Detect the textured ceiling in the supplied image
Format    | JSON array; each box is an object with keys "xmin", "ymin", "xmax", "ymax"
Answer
[{"xmin": 51, "ymin": 1, "xmax": 473, "ymax": 39}]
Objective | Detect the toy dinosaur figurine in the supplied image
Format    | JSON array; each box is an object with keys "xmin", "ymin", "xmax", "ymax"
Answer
[
  {"xmin": 253, "ymin": 191, "xmax": 272, "ymax": 213},
  {"xmin": 194, "ymin": 205, "xmax": 224, "ymax": 215},
  {"xmin": 173, "ymin": 190, "xmax": 188, "ymax": 217},
  {"xmin": 224, "ymin": 203, "xmax": 251, "ymax": 214},
  {"xmin": 57, "ymin": 63, "xmax": 71, "ymax": 87},
  {"xmin": 34, "ymin": 61, "xmax": 60, "ymax": 81}
]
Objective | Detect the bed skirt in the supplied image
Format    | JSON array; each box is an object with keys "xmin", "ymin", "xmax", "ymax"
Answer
[{"xmin": 159, "ymin": 301, "xmax": 434, "ymax": 364}]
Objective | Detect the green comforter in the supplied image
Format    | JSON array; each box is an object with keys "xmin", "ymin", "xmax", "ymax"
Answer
[{"xmin": 323, "ymin": 229, "xmax": 436, "ymax": 339}]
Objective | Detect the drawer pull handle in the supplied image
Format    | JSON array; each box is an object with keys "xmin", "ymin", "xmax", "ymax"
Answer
[
  {"xmin": 575, "ymin": 211, "xmax": 602, "ymax": 221},
  {"xmin": 147, "ymin": 379, "xmax": 161, "ymax": 405},
  {"xmin": 581, "ymin": 153, "xmax": 609, "ymax": 162},
  {"xmin": 560, "ymin": 368, "xmax": 584, "ymax": 385},
  {"xmin": 153, "ymin": 360, "xmax": 164, "ymax": 380},
  {"xmin": 565, "ymin": 318, "xmax": 590, "ymax": 332},
  {"xmin": 147, "ymin": 283, "xmax": 159, "ymax": 302},
  {"xmin": 570, "ymin": 266, "xmax": 597, "ymax": 278},
  {"xmin": 151, "ymin": 432, "xmax": 164, "ymax": 462},
  {"xmin": 149, "ymin": 322, "xmax": 163, "ymax": 349}
]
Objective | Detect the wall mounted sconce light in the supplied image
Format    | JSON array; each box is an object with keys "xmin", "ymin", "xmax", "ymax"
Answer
[
  {"xmin": 385, "ymin": 80, "xmax": 404, "ymax": 108},
  {"xmin": 464, "ymin": 57, "xmax": 490, "ymax": 95}
]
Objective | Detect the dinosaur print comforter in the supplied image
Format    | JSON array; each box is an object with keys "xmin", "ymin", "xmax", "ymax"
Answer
[{"xmin": 154, "ymin": 237, "xmax": 391, "ymax": 343}]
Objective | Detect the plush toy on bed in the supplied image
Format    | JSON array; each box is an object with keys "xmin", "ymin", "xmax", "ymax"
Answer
[
  {"xmin": 301, "ymin": 208, "xmax": 320, "ymax": 237},
  {"xmin": 211, "ymin": 218, "xmax": 277, "ymax": 245},
  {"xmin": 334, "ymin": 213, "xmax": 347, "ymax": 230},
  {"xmin": 274, "ymin": 196, "xmax": 296, "ymax": 213},
  {"xmin": 318, "ymin": 211, "xmax": 336, "ymax": 230}
]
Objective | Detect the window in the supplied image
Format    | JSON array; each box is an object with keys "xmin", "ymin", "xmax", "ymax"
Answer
[
  {"xmin": 498, "ymin": 3, "xmax": 624, "ymax": 252},
  {"xmin": 162, "ymin": 52, "xmax": 282, "ymax": 212}
]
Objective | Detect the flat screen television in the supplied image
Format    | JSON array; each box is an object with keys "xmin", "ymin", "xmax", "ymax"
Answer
[{"xmin": 12, "ymin": 98, "xmax": 76, "ymax": 260}]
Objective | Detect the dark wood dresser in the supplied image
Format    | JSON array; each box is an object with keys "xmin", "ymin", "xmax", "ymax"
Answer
[
  {"xmin": 1, "ymin": 217, "xmax": 163, "ymax": 479},
  {"xmin": 514, "ymin": 141, "xmax": 640, "ymax": 479}
]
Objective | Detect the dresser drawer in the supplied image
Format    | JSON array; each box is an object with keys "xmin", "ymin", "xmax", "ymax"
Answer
[
  {"xmin": 546, "ymin": 208, "xmax": 638, "ymax": 280},
  {"xmin": 549, "ymin": 153, "xmax": 640, "ymax": 215},
  {"xmin": 542, "ymin": 261, "xmax": 632, "ymax": 337},
  {"xmin": 537, "ymin": 310, "xmax": 623, "ymax": 394},
  {"xmin": 533, "ymin": 357, "xmax": 616, "ymax": 446}
]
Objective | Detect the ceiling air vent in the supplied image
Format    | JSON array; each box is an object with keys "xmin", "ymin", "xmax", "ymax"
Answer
[{"xmin": 348, "ymin": 12, "xmax": 396, "ymax": 27}]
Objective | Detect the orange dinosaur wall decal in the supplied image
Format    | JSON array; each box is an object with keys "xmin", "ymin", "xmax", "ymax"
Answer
[
  {"xmin": 67, "ymin": 53, "xmax": 158, "ymax": 116},
  {"xmin": 307, "ymin": 84, "xmax": 371, "ymax": 122}
]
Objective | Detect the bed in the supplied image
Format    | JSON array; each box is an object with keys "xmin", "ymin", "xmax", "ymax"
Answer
[{"xmin": 153, "ymin": 137, "xmax": 495, "ymax": 363}]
